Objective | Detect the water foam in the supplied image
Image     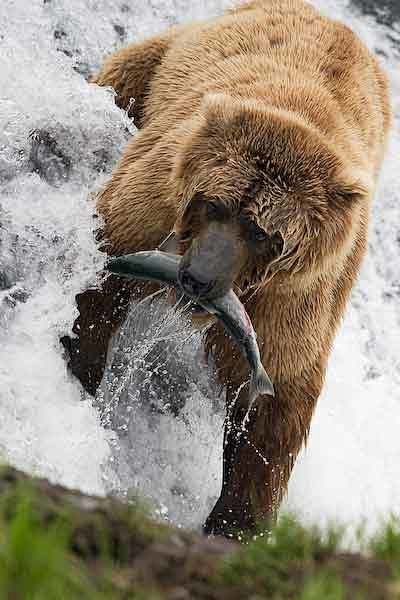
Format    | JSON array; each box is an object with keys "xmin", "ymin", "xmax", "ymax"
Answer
[{"xmin": 0, "ymin": 0, "xmax": 399, "ymax": 539}]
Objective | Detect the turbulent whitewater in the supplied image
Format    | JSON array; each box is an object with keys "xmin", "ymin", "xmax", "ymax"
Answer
[{"xmin": 0, "ymin": 0, "xmax": 399, "ymax": 539}]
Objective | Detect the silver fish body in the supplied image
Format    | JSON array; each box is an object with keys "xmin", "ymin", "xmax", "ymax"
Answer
[
  {"xmin": 200, "ymin": 292, "xmax": 275, "ymax": 399},
  {"xmin": 107, "ymin": 251, "xmax": 274, "ymax": 399},
  {"xmin": 106, "ymin": 252, "xmax": 179, "ymax": 286}
]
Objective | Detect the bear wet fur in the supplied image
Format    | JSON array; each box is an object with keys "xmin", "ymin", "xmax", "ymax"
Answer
[{"xmin": 64, "ymin": 0, "xmax": 391, "ymax": 535}]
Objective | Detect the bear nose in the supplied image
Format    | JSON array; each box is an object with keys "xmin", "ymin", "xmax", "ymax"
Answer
[{"xmin": 179, "ymin": 269, "xmax": 213, "ymax": 299}]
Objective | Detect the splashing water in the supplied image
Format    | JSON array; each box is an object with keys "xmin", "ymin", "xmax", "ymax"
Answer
[
  {"xmin": 0, "ymin": 0, "xmax": 399, "ymax": 539},
  {"xmin": 96, "ymin": 292, "xmax": 223, "ymax": 526}
]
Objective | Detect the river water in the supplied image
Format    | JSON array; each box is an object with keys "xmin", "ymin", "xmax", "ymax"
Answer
[{"xmin": 0, "ymin": 0, "xmax": 399, "ymax": 540}]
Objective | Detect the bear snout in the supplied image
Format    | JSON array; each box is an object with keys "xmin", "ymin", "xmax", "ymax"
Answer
[
  {"xmin": 179, "ymin": 267, "xmax": 214, "ymax": 299},
  {"xmin": 178, "ymin": 222, "xmax": 244, "ymax": 300}
]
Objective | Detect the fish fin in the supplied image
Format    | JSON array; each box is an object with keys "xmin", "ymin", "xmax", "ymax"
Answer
[
  {"xmin": 249, "ymin": 365, "xmax": 275, "ymax": 400},
  {"xmin": 158, "ymin": 231, "xmax": 178, "ymax": 253}
]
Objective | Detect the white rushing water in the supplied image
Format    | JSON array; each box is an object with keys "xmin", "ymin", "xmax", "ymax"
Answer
[{"xmin": 0, "ymin": 0, "xmax": 399, "ymax": 539}]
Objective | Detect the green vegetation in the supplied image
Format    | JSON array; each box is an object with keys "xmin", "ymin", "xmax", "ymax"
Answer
[
  {"xmin": 0, "ymin": 467, "xmax": 399, "ymax": 599},
  {"xmin": 0, "ymin": 488, "xmax": 85, "ymax": 598},
  {"xmin": 219, "ymin": 516, "xmax": 346, "ymax": 598},
  {"xmin": 298, "ymin": 572, "xmax": 346, "ymax": 600},
  {"xmin": 0, "ymin": 471, "xmax": 165, "ymax": 599},
  {"xmin": 370, "ymin": 517, "xmax": 400, "ymax": 580}
]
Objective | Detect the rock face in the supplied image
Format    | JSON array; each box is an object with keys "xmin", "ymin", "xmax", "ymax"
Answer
[{"xmin": 0, "ymin": 466, "xmax": 397, "ymax": 600}]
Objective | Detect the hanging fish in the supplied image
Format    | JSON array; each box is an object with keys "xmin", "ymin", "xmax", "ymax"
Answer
[{"xmin": 107, "ymin": 251, "xmax": 275, "ymax": 400}]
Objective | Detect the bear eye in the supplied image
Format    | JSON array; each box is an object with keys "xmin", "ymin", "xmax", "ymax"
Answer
[
  {"xmin": 271, "ymin": 231, "xmax": 284, "ymax": 255},
  {"xmin": 206, "ymin": 201, "xmax": 224, "ymax": 220},
  {"xmin": 247, "ymin": 223, "xmax": 269, "ymax": 243},
  {"xmin": 254, "ymin": 229, "xmax": 268, "ymax": 242}
]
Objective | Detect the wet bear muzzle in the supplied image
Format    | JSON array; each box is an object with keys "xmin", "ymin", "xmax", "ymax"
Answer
[{"xmin": 178, "ymin": 222, "xmax": 243, "ymax": 301}]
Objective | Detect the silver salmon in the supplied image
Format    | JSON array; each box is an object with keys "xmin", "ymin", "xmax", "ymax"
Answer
[{"xmin": 107, "ymin": 251, "xmax": 274, "ymax": 400}]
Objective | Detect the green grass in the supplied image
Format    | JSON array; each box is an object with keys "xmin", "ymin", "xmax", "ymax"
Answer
[
  {"xmin": 0, "ymin": 484, "xmax": 98, "ymax": 599},
  {"xmin": 0, "ymin": 470, "xmax": 400, "ymax": 600},
  {"xmin": 370, "ymin": 518, "xmax": 400, "ymax": 568},
  {"xmin": 218, "ymin": 516, "xmax": 346, "ymax": 599},
  {"xmin": 298, "ymin": 572, "xmax": 346, "ymax": 600},
  {"xmin": 0, "ymin": 480, "xmax": 163, "ymax": 599}
]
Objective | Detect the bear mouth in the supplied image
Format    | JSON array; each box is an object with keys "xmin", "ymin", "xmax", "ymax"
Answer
[
  {"xmin": 173, "ymin": 292, "xmax": 211, "ymax": 318},
  {"xmin": 190, "ymin": 305, "xmax": 209, "ymax": 317},
  {"xmin": 184, "ymin": 298, "xmax": 209, "ymax": 317}
]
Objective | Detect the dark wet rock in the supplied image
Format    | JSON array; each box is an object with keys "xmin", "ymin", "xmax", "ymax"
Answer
[
  {"xmin": 73, "ymin": 60, "xmax": 91, "ymax": 80},
  {"xmin": 53, "ymin": 25, "xmax": 74, "ymax": 60},
  {"xmin": 9, "ymin": 287, "xmax": 29, "ymax": 303},
  {"xmin": 60, "ymin": 47, "xmax": 73, "ymax": 58},
  {"xmin": 0, "ymin": 148, "xmax": 27, "ymax": 184},
  {"xmin": 352, "ymin": 0, "xmax": 400, "ymax": 27},
  {"xmin": 3, "ymin": 287, "xmax": 29, "ymax": 309},
  {"xmin": 53, "ymin": 27, "xmax": 67, "ymax": 40},
  {"xmin": 0, "ymin": 160, "xmax": 17, "ymax": 184},
  {"xmin": 113, "ymin": 23, "xmax": 126, "ymax": 42},
  {"xmin": 0, "ymin": 270, "xmax": 12, "ymax": 291},
  {"xmin": 28, "ymin": 129, "xmax": 71, "ymax": 186},
  {"xmin": 92, "ymin": 147, "xmax": 112, "ymax": 173}
]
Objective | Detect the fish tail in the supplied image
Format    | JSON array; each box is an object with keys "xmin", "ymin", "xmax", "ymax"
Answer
[{"xmin": 249, "ymin": 365, "xmax": 275, "ymax": 400}]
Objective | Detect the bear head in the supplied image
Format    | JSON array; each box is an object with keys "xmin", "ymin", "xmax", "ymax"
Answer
[{"xmin": 172, "ymin": 93, "xmax": 371, "ymax": 301}]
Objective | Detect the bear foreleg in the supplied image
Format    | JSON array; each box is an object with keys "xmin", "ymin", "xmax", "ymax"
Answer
[{"xmin": 204, "ymin": 371, "xmax": 321, "ymax": 537}]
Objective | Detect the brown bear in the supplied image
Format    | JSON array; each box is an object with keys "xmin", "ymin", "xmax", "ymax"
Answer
[{"xmin": 62, "ymin": 0, "xmax": 391, "ymax": 535}]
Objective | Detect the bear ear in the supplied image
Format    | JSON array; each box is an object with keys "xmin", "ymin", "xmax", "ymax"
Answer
[
  {"xmin": 201, "ymin": 93, "xmax": 264, "ymax": 125},
  {"xmin": 200, "ymin": 93, "xmax": 238, "ymax": 129},
  {"xmin": 202, "ymin": 92, "xmax": 233, "ymax": 114},
  {"xmin": 332, "ymin": 167, "xmax": 373, "ymax": 202}
]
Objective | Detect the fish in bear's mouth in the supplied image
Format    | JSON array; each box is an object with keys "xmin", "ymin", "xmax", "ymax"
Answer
[
  {"xmin": 180, "ymin": 291, "xmax": 243, "ymax": 319},
  {"xmin": 157, "ymin": 230, "xmax": 224, "ymax": 318},
  {"xmin": 187, "ymin": 302, "xmax": 209, "ymax": 317},
  {"xmin": 106, "ymin": 249, "xmax": 275, "ymax": 401}
]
